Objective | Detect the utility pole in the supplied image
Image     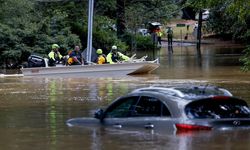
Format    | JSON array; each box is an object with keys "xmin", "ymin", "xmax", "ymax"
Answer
[{"xmin": 86, "ymin": 0, "xmax": 94, "ymax": 63}]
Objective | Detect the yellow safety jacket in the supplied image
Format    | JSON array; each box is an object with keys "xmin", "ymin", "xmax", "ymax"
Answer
[
  {"xmin": 48, "ymin": 51, "xmax": 62, "ymax": 61},
  {"xmin": 106, "ymin": 52, "xmax": 130, "ymax": 64},
  {"xmin": 97, "ymin": 55, "xmax": 106, "ymax": 64},
  {"xmin": 156, "ymin": 31, "xmax": 163, "ymax": 37}
]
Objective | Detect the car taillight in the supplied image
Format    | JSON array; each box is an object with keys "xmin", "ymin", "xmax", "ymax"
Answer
[
  {"xmin": 175, "ymin": 123, "xmax": 212, "ymax": 131},
  {"xmin": 212, "ymin": 96, "xmax": 229, "ymax": 100}
]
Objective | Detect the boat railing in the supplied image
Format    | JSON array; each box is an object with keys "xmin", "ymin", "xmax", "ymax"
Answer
[{"xmin": 128, "ymin": 55, "xmax": 147, "ymax": 63}]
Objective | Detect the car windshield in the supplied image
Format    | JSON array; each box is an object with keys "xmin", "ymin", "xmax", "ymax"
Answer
[{"xmin": 185, "ymin": 97, "xmax": 250, "ymax": 119}]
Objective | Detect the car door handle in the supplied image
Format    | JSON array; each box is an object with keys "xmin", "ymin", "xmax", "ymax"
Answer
[
  {"xmin": 144, "ymin": 124, "xmax": 154, "ymax": 129},
  {"xmin": 113, "ymin": 124, "xmax": 122, "ymax": 128}
]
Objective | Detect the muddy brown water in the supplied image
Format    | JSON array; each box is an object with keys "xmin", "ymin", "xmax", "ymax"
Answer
[{"xmin": 1, "ymin": 43, "xmax": 250, "ymax": 150}]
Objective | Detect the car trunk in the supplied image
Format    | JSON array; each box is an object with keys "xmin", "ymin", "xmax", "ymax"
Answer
[{"xmin": 178, "ymin": 96, "xmax": 250, "ymax": 130}]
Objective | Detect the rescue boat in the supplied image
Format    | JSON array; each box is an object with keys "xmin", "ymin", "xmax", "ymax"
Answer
[{"xmin": 21, "ymin": 56, "xmax": 159, "ymax": 77}]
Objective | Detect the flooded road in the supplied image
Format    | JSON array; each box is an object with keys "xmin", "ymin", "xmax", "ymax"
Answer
[{"xmin": 1, "ymin": 43, "xmax": 250, "ymax": 150}]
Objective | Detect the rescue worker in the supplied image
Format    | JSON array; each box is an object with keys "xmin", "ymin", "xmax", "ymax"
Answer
[
  {"xmin": 106, "ymin": 45, "xmax": 130, "ymax": 64},
  {"xmin": 67, "ymin": 45, "xmax": 83, "ymax": 65},
  {"xmin": 48, "ymin": 44, "xmax": 63, "ymax": 66},
  {"xmin": 95, "ymin": 49, "xmax": 106, "ymax": 64},
  {"xmin": 156, "ymin": 27, "xmax": 163, "ymax": 46}
]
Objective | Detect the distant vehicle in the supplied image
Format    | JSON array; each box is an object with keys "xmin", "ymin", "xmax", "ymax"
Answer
[
  {"xmin": 195, "ymin": 9, "xmax": 210, "ymax": 21},
  {"xmin": 148, "ymin": 22, "xmax": 162, "ymax": 33},
  {"xmin": 137, "ymin": 28, "xmax": 149, "ymax": 36},
  {"xmin": 202, "ymin": 9, "xmax": 210, "ymax": 20},
  {"xmin": 67, "ymin": 85, "xmax": 250, "ymax": 132},
  {"xmin": 149, "ymin": 22, "xmax": 161, "ymax": 26}
]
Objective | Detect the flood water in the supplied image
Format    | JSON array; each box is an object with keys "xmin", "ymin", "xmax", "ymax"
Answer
[{"xmin": 1, "ymin": 42, "xmax": 250, "ymax": 150}]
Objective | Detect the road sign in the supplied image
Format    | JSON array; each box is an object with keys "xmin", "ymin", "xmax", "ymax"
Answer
[{"xmin": 176, "ymin": 24, "xmax": 186, "ymax": 27}]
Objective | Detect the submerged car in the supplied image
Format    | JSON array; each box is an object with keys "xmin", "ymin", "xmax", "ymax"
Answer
[{"xmin": 67, "ymin": 85, "xmax": 250, "ymax": 132}]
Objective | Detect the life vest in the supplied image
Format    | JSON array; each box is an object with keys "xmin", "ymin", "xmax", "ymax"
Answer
[
  {"xmin": 48, "ymin": 51, "xmax": 62, "ymax": 61},
  {"xmin": 67, "ymin": 50, "xmax": 82, "ymax": 65},
  {"xmin": 97, "ymin": 54, "xmax": 107, "ymax": 64},
  {"xmin": 67, "ymin": 57, "xmax": 74, "ymax": 65},
  {"xmin": 156, "ymin": 31, "xmax": 163, "ymax": 37}
]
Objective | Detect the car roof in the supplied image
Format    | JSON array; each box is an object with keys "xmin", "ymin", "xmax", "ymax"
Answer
[
  {"xmin": 120, "ymin": 85, "xmax": 234, "ymax": 118},
  {"xmin": 131, "ymin": 85, "xmax": 233, "ymax": 101}
]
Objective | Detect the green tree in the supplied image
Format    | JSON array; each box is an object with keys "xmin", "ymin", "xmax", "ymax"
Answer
[
  {"xmin": 36, "ymin": 1, "xmax": 84, "ymax": 53},
  {"xmin": 184, "ymin": 0, "xmax": 250, "ymax": 71},
  {"xmin": 208, "ymin": 0, "xmax": 250, "ymax": 71},
  {"xmin": 39, "ymin": 0, "xmax": 127, "ymax": 54},
  {"xmin": 183, "ymin": 0, "xmax": 249, "ymax": 41},
  {"xmin": 205, "ymin": 0, "xmax": 250, "ymax": 41},
  {"xmin": 0, "ymin": 0, "xmax": 81, "ymax": 67},
  {"xmin": 240, "ymin": 46, "xmax": 250, "ymax": 72},
  {"xmin": 0, "ymin": 0, "xmax": 39, "ymax": 66}
]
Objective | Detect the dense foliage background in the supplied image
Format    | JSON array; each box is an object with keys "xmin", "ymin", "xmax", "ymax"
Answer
[{"xmin": 0, "ymin": 0, "xmax": 249, "ymax": 70}]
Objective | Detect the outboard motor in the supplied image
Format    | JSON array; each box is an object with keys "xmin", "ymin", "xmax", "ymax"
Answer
[{"xmin": 27, "ymin": 55, "xmax": 46, "ymax": 68}]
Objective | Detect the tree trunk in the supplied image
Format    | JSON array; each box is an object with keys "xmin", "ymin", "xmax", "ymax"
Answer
[
  {"xmin": 116, "ymin": 0, "xmax": 126, "ymax": 39},
  {"xmin": 196, "ymin": 10, "xmax": 202, "ymax": 51}
]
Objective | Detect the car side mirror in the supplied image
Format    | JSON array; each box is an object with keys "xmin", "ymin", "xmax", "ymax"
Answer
[{"xmin": 94, "ymin": 108, "xmax": 104, "ymax": 120}]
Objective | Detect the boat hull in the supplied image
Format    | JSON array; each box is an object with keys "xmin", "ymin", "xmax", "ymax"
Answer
[{"xmin": 21, "ymin": 61, "xmax": 159, "ymax": 77}]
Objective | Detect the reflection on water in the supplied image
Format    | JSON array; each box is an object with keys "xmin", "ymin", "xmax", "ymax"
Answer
[
  {"xmin": 48, "ymin": 80, "xmax": 58, "ymax": 149},
  {"xmin": 1, "ymin": 43, "xmax": 250, "ymax": 150}
]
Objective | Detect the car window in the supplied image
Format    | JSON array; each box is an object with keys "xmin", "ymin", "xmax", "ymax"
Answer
[
  {"xmin": 174, "ymin": 87, "xmax": 232, "ymax": 99},
  {"xmin": 131, "ymin": 96, "xmax": 171, "ymax": 117},
  {"xmin": 185, "ymin": 98, "xmax": 250, "ymax": 119},
  {"xmin": 105, "ymin": 96, "xmax": 139, "ymax": 118}
]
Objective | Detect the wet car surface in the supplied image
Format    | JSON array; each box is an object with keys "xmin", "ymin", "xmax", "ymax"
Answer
[{"xmin": 66, "ymin": 85, "xmax": 250, "ymax": 132}]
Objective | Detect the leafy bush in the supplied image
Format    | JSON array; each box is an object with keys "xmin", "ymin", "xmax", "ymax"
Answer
[
  {"xmin": 240, "ymin": 45, "xmax": 250, "ymax": 72},
  {"xmin": 135, "ymin": 35, "xmax": 156, "ymax": 51},
  {"xmin": 0, "ymin": 0, "xmax": 82, "ymax": 67},
  {"xmin": 92, "ymin": 16, "xmax": 128, "ymax": 54},
  {"xmin": 121, "ymin": 32, "xmax": 156, "ymax": 51}
]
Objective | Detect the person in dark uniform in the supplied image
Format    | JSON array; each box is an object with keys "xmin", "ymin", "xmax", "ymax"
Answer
[{"xmin": 167, "ymin": 27, "xmax": 173, "ymax": 46}]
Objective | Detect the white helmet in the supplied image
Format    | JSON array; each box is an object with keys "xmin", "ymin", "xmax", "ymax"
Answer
[{"xmin": 112, "ymin": 45, "xmax": 117, "ymax": 50}]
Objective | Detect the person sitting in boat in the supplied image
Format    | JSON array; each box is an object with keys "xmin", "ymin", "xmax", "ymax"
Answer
[
  {"xmin": 95, "ymin": 49, "xmax": 107, "ymax": 64},
  {"xmin": 67, "ymin": 45, "xmax": 83, "ymax": 65},
  {"xmin": 106, "ymin": 45, "xmax": 130, "ymax": 64},
  {"xmin": 48, "ymin": 44, "xmax": 63, "ymax": 66}
]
